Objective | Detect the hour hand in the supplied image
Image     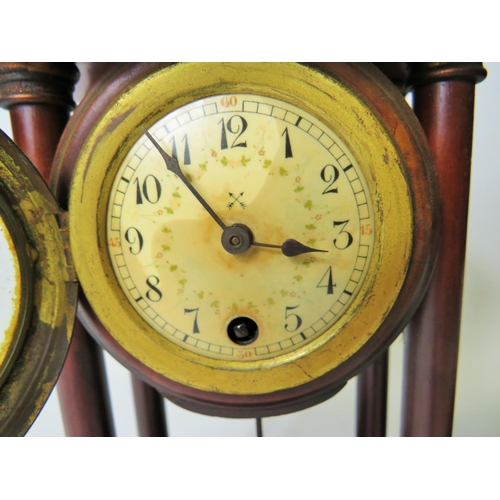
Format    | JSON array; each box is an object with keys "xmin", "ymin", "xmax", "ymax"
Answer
[
  {"xmin": 143, "ymin": 127, "xmax": 227, "ymax": 231},
  {"xmin": 253, "ymin": 238, "xmax": 328, "ymax": 257}
]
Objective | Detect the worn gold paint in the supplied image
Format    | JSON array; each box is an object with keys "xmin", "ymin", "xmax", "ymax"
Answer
[
  {"xmin": 0, "ymin": 131, "xmax": 77, "ymax": 435},
  {"xmin": 69, "ymin": 63, "xmax": 413, "ymax": 395}
]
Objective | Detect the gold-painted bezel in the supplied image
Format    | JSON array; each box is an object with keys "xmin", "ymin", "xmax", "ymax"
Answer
[
  {"xmin": 0, "ymin": 129, "xmax": 77, "ymax": 436},
  {"xmin": 0, "ymin": 190, "xmax": 32, "ymax": 387},
  {"xmin": 68, "ymin": 63, "xmax": 417, "ymax": 397}
]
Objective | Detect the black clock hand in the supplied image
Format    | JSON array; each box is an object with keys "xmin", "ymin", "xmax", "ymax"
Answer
[
  {"xmin": 143, "ymin": 128, "xmax": 228, "ymax": 231},
  {"xmin": 144, "ymin": 128, "xmax": 327, "ymax": 257},
  {"xmin": 253, "ymin": 239, "xmax": 328, "ymax": 257}
]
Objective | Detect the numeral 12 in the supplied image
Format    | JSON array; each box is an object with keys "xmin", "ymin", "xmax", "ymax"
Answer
[{"xmin": 219, "ymin": 115, "xmax": 248, "ymax": 149}]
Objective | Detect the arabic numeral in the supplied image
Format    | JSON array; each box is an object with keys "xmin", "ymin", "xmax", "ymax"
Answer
[
  {"xmin": 285, "ymin": 305, "xmax": 302, "ymax": 332},
  {"xmin": 125, "ymin": 227, "xmax": 144, "ymax": 255},
  {"xmin": 145, "ymin": 275, "xmax": 162, "ymax": 302},
  {"xmin": 282, "ymin": 127, "xmax": 293, "ymax": 158},
  {"xmin": 170, "ymin": 134, "xmax": 191, "ymax": 165},
  {"xmin": 184, "ymin": 308, "xmax": 200, "ymax": 334},
  {"xmin": 320, "ymin": 164, "xmax": 340, "ymax": 194},
  {"xmin": 317, "ymin": 266, "xmax": 335, "ymax": 295},
  {"xmin": 135, "ymin": 175, "xmax": 162, "ymax": 204},
  {"xmin": 219, "ymin": 115, "xmax": 248, "ymax": 149},
  {"xmin": 333, "ymin": 220, "xmax": 353, "ymax": 250}
]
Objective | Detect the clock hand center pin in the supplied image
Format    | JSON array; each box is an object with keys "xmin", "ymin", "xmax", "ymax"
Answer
[{"xmin": 143, "ymin": 128, "xmax": 327, "ymax": 257}]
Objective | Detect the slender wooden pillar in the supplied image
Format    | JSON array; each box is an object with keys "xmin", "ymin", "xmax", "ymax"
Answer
[
  {"xmin": 401, "ymin": 63, "xmax": 486, "ymax": 436},
  {"xmin": 0, "ymin": 63, "xmax": 115, "ymax": 436},
  {"xmin": 58, "ymin": 309, "xmax": 115, "ymax": 436},
  {"xmin": 131, "ymin": 376, "xmax": 168, "ymax": 437},
  {"xmin": 0, "ymin": 63, "xmax": 75, "ymax": 182},
  {"xmin": 356, "ymin": 350, "xmax": 389, "ymax": 437}
]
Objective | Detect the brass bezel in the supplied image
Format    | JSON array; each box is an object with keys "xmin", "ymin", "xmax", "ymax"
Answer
[
  {"xmin": 0, "ymin": 190, "xmax": 33, "ymax": 386},
  {"xmin": 69, "ymin": 63, "xmax": 413, "ymax": 395},
  {"xmin": 0, "ymin": 129, "xmax": 77, "ymax": 436}
]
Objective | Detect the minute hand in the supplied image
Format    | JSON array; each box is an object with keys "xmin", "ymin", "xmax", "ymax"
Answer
[{"xmin": 143, "ymin": 128, "xmax": 228, "ymax": 231}]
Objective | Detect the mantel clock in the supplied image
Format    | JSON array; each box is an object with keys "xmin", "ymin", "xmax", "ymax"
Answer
[
  {"xmin": 52, "ymin": 62, "xmax": 438, "ymax": 417},
  {"xmin": 1, "ymin": 63, "xmax": 438, "ymax": 425}
]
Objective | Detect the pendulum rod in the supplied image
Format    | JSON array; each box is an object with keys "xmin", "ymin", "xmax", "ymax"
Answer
[
  {"xmin": 356, "ymin": 349, "xmax": 388, "ymax": 436},
  {"xmin": 256, "ymin": 417, "xmax": 263, "ymax": 437}
]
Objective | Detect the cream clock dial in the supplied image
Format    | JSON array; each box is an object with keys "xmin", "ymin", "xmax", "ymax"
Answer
[{"xmin": 107, "ymin": 94, "xmax": 375, "ymax": 362}]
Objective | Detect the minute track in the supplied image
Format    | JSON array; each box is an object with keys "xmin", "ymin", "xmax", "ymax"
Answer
[{"xmin": 107, "ymin": 90, "xmax": 375, "ymax": 364}]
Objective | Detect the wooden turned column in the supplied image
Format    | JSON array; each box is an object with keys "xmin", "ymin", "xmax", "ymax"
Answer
[
  {"xmin": 0, "ymin": 63, "xmax": 76, "ymax": 182},
  {"xmin": 0, "ymin": 63, "xmax": 115, "ymax": 437},
  {"xmin": 131, "ymin": 376, "xmax": 168, "ymax": 437},
  {"xmin": 402, "ymin": 63, "xmax": 487, "ymax": 436},
  {"xmin": 356, "ymin": 350, "xmax": 389, "ymax": 437}
]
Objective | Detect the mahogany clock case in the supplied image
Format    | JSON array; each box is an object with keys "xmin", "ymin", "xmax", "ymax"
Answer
[{"xmin": 50, "ymin": 62, "xmax": 439, "ymax": 418}]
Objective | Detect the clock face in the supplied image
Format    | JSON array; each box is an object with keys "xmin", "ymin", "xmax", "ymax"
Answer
[{"xmin": 106, "ymin": 94, "xmax": 375, "ymax": 362}]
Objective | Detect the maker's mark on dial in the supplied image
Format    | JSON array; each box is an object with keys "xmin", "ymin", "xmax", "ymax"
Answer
[{"xmin": 227, "ymin": 192, "xmax": 246, "ymax": 210}]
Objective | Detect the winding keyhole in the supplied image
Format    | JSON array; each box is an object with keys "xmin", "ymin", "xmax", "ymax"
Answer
[{"xmin": 227, "ymin": 317, "xmax": 259, "ymax": 345}]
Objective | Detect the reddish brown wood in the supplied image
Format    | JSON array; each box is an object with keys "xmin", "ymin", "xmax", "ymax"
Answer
[
  {"xmin": 356, "ymin": 349, "xmax": 388, "ymax": 437},
  {"xmin": 57, "ymin": 316, "xmax": 115, "ymax": 436},
  {"xmin": 374, "ymin": 62, "xmax": 410, "ymax": 94},
  {"xmin": 131, "ymin": 376, "xmax": 168, "ymax": 437},
  {"xmin": 402, "ymin": 64, "xmax": 486, "ymax": 436},
  {"xmin": 9, "ymin": 105, "xmax": 69, "ymax": 183},
  {"xmin": 0, "ymin": 63, "xmax": 78, "ymax": 114},
  {"xmin": 0, "ymin": 63, "xmax": 78, "ymax": 183}
]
